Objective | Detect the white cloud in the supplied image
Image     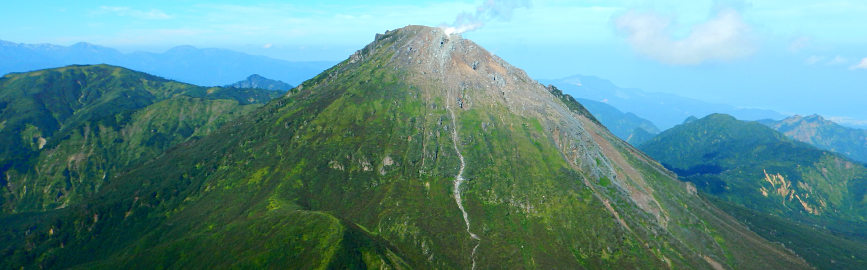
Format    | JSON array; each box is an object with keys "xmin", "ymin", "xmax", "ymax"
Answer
[
  {"xmin": 805, "ymin": 55, "xmax": 824, "ymax": 65},
  {"xmin": 98, "ymin": 6, "xmax": 172, "ymax": 20},
  {"xmin": 789, "ymin": 36, "xmax": 812, "ymax": 52},
  {"xmin": 613, "ymin": 7, "xmax": 756, "ymax": 65},
  {"xmin": 851, "ymin": 57, "xmax": 867, "ymax": 70},
  {"xmin": 262, "ymin": 44, "xmax": 273, "ymax": 49},
  {"xmin": 826, "ymin": 55, "xmax": 847, "ymax": 65}
]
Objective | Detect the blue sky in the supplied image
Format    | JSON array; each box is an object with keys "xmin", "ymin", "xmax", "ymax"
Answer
[{"xmin": 2, "ymin": 0, "xmax": 867, "ymax": 123}]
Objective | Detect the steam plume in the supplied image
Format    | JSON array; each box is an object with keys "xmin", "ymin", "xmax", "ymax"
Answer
[{"xmin": 439, "ymin": 0, "xmax": 531, "ymax": 35}]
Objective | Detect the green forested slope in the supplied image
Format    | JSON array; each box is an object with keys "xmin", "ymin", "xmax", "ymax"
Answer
[
  {"xmin": 0, "ymin": 65, "xmax": 280, "ymax": 213},
  {"xmin": 640, "ymin": 113, "xmax": 867, "ymax": 268}
]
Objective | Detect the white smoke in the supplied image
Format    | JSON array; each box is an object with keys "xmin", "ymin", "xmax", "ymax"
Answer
[{"xmin": 439, "ymin": 0, "xmax": 531, "ymax": 35}]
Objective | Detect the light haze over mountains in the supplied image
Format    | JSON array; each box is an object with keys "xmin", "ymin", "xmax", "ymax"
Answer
[
  {"xmin": 2, "ymin": 1, "xmax": 866, "ymax": 124},
  {"xmin": 0, "ymin": 40, "xmax": 335, "ymax": 87},
  {"xmin": 542, "ymin": 75, "xmax": 788, "ymax": 130}
]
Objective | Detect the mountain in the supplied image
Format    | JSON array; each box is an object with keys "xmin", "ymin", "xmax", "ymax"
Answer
[
  {"xmin": 626, "ymin": 127, "xmax": 656, "ymax": 146},
  {"xmin": 0, "ymin": 40, "xmax": 336, "ymax": 86},
  {"xmin": 0, "ymin": 64, "xmax": 281, "ymax": 213},
  {"xmin": 759, "ymin": 114, "xmax": 867, "ymax": 164},
  {"xmin": 541, "ymin": 75, "xmax": 787, "ymax": 130},
  {"xmin": 570, "ymin": 97, "xmax": 659, "ymax": 142},
  {"xmin": 226, "ymin": 74, "xmax": 294, "ymax": 91},
  {"xmin": 682, "ymin": 115, "xmax": 699, "ymax": 125},
  {"xmin": 639, "ymin": 114, "xmax": 867, "ymax": 269},
  {"xmin": 0, "ymin": 26, "xmax": 809, "ymax": 269}
]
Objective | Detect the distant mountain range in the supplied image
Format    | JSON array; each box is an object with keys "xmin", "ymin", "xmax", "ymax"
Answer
[
  {"xmin": 572, "ymin": 97, "xmax": 659, "ymax": 145},
  {"xmin": 226, "ymin": 74, "xmax": 294, "ymax": 91},
  {"xmin": 541, "ymin": 75, "xmax": 787, "ymax": 130},
  {"xmin": 0, "ymin": 40, "xmax": 337, "ymax": 86},
  {"xmin": 759, "ymin": 114, "xmax": 867, "ymax": 164}
]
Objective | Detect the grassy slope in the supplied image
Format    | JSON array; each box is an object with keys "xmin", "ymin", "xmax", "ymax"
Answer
[
  {"xmin": 710, "ymin": 196, "xmax": 867, "ymax": 269},
  {"xmin": 640, "ymin": 113, "xmax": 867, "ymax": 269},
  {"xmin": 0, "ymin": 65, "xmax": 280, "ymax": 213}
]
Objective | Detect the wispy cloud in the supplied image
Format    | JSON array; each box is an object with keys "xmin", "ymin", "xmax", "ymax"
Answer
[
  {"xmin": 826, "ymin": 55, "xmax": 847, "ymax": 65},
  {"xmin": 96, "ymin": 6, "xmax": 173, "ymax": 20},
  {"xmin": 789, "ymin": 36, "xmax": 812, "ymax": 52},
  {"xmin": 613, "ymin": 6, "xmax": 756, "ymax": 65},
  {"xmin": 805, "ymin": 55, "xmax": 824, "ymax": 65},
  {"xmin": 851, "ymin": 57, "xmax": 867, "ymax": 70}
]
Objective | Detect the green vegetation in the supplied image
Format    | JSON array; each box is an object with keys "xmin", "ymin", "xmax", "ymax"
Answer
[
  {"xmin": 640, "ymin": 113, "xmax": 867, "ymax": 269},
  {"xmin": 0, "ymin": 64, "xmax": 280, "ymax": 213},
  {"xmin": 710, "ymin": 196, "xmax": 867, "ymax": 269},
  {"xmin": 626, "ymin": 127, "xmax": 656, "ymax": 146}
]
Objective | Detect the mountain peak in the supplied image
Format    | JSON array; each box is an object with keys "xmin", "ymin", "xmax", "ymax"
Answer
[
  {"xmin": 345, "ymin": 25, "xmax": 538, "ymax": 104},
  {"xmin": 226, "ymin": 74, "xmax": 293, "ymax": 91},
  {"xmin": 682, "ymin": 115, "xmax": 698, "ymax": 124},
  {"xmin": 69, "ymin": 41, "xmax": 96, "ymax": 48},
  {"xmin": 803, "ymin": 114, "xmax": 827, "ymax": 122},
  {"xmin": 165, "ymin": 45, "xmax": 199, "ymax": 53},
  {"xmin": 780, "ymin": 114, "xmax": 833, "ymax": 126}
]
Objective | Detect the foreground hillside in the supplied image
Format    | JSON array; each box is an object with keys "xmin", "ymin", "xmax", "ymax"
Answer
[
  {"xmin": 640, "ymin": 114, "xmax": 867, "ymax": 269},
  {"xmin": 1, "ymin": 26, "xmax": 808, "ymax": 269},
  {"xmin": 0, "ymin": 65, "xmax": 280, "ymax": 213}
]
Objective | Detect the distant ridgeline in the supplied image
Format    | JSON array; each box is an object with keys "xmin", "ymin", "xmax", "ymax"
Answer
[
  {"xmin": 540, "ymin": 75, "xmax": 786, "ymax": 130},
  {"xmin": 0, "ymin": 64, "xmax": 281, "ymax": 213},
  {"xmin": 226, "ymin": 74, "xmax": 294, "ymax": 92},
  {"xmin": 759, "ymin": 114, "xmax": 867, "ymax": 164},
  {"xmin": 640, "ymin": 114, "xmax": 867, "ymax": 269},
  {"xmin": 0, "ymin": 39, "xmax": 336, "ymax": 86},
  {"xmin": 571, "ymin": 97, "xmax": 660, "ymax": 146}
]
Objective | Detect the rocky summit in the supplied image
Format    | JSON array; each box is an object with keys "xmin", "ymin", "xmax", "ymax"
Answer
[
  {"xmin": 1, "ymin": 25, "xmax": 809, "ymax": 269},
  {"xmin": 761, "ymin": 114, "xmax": 867, "ymax": 164}
]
